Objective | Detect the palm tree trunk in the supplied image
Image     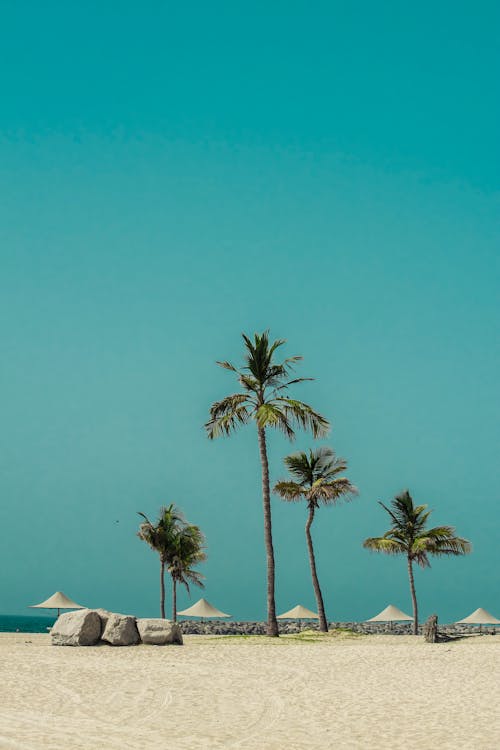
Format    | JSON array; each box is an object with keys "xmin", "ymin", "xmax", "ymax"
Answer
[
  {"xmin": 407, "ymin": 556, "xmax": 418, "ymax": 635},
  {"xmin": 257, "ymin": 426, "xmax": 279, "ymax": 637},
  {"xmin": 160, "ymin": 559, "xmax": 166, "ymax": 619},
  {"xmin": 172, "ymin": 578, "xmax": 177, "ymax": 622},
  {"xmin": 305, "ymin": 507, "xmax": 328, "ymax": 632}
]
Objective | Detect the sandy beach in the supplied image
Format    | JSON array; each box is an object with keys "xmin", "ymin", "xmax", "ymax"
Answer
[{"xmin": 0, "ymin": 632, "xmax": 498, "ymax": 749}]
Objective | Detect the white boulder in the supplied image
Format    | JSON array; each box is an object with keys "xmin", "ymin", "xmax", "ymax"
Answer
[
  {"xmin": 137, "ymin": 618, "xmax": 183, "ymax": 645},
  {"xmin": 51, "ymin": 609, "xmax": 101, "ymax": 646},
  {"xmin": 93, "ymin": 609, "xmax": 112, "ymax": 633},
  {"xmin": 92, "ymin": 609, "xmax": 113, "ymax": 630},
  {"xmin": 101, "ymin": 613, "xmax": 140, "ymax": 646}
]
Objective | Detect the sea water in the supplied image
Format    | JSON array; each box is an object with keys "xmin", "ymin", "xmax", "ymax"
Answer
[{"xmin": 0, "ymin": 614, "xmax": 56, "ymax": 633}]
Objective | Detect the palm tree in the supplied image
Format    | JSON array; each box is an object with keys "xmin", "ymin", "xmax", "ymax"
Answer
[
  {"xmin": 206, "ymin": 331, "xmax": 329, "ymax": 636},
  {"xmin": 168, "ymin": 523, "xmax": 207, "ymax": 622},
  {"xmin": 363, "ymin": 490, "xmax": 471, "ymax": 634},
  {"xmin": 274, "ymin": 448, "xmax": 357, "ymax": 632},
  {"xmin": 137, "ymin": 504, "xmax": 185, "ymax": 619}
]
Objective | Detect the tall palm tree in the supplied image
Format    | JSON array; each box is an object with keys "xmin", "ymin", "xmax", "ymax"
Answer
[
  {"xmin": 363, "ymin": 490, "xmax": 471, "ymax": 634},
  {"xmin": 206, "ymin": 331, "xmax": 329, "ymax": 636},
  {"xmin": 274, "ymin": 447, "xmax": 357, "ymax": 632},
  {"xmin": 168, "ymin": 523, "xmax": 207, "ymax": 622},
  {"xmin": 137, "ymin": 504, "xmax": 185, "ymax": 619}
]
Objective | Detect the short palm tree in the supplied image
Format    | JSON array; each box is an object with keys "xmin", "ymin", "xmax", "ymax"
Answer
[
  {"xmin": 168, "ymin": 523, "xmax": 207, "ymax": 622},
  {"xmin": 137, "ymin": 504, "xmax": 186, "ymax": 619},
  {"xmin": 274, "ymin": 447, "xmax": 357, "ymax": 632},
  {"xmin": 206, "ymin": 331, "xmax": 329, "ymax": 636},
  {"xmin": 363, "ymin": 490, "xmax": 471, "ymax": 634}
]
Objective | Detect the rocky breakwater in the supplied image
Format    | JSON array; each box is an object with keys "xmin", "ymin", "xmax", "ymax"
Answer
[
  {"xmin": 177, "ymin": 620, "xmax": 498, "ymax": 636},
  {"xmin": 51, "ymin": 609, "xmax": 183, "ymax": 646}
]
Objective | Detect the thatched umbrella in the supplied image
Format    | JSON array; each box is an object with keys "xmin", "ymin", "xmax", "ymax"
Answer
[{"xmin": 30, "ymin": 591, "xmax": 85, "ymax": 618}]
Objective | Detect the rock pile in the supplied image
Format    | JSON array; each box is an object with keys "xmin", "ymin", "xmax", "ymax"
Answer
[
  {"xmin": 51, "ymin": 610, "xmax": 183, "ymax": 647},
  {"xmin": 177, "ymin": 620, "xmax": 498, "ymax": 636}
]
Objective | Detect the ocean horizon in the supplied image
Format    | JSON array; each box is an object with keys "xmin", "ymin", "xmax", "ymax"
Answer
[{"xmin": 0, "ymin": 614, "xmax": 56, "ymax": 633}]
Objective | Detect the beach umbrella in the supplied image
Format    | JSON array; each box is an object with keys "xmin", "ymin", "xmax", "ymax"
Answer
[
  {"xmin": 456, "ymin": 607, "xmax": 500, "ymax": 624},
  {"xmin": 277, "ymin": 604, "xmax": 319, "ymax": 630},
  {"xmin": 177, "ymin": 597, "xmax": 231, "ymax": 619},
  {"xmin": 277, "ymin": 604, "xmax": 319, "ymax": 619},
  {"xmin": 366, "ymin": 604, "xmax": 413, "ymax": 630},
  {"xmin": 456, "ymin": 607, "xmax": 500, "ymax": 632},
  {"xmin": 30, "ymin": 591, "xmax": 85, "ymax": 618}
]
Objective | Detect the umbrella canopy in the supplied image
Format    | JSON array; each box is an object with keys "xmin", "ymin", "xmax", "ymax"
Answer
[
  {"xmin": 367, "ymin": 604, "xmax": 413, "ymax": 622},
  {"xmin": 177, "ymin": 597, "xmax": 231, "ymax": 618},
  {"xmin": 277, "ymin": 604, "xmax": 319, "ymax": 619},
  {"xmin": 30, "ymin": 591, "xmax": 85, "ymax": 617},
  {"xmin": 456, "ymin": 607, "xmax": 500, "ymax": 625}
]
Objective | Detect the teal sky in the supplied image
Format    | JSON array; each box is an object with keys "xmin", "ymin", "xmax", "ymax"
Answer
[{"xmin": 1, "ymin": 1, "xmax": 498, "ymax": 623}]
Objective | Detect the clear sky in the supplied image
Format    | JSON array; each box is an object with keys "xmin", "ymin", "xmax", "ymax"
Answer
[{"xmin": 1, "ymin": 1, "xmax": 498, "ymax": 622}]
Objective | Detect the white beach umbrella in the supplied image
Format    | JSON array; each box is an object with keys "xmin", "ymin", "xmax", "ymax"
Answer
[
  {"xmin": 30, "ymin": 591, "xmax": 85, "ymax": 618},
  {"xmin": 277, "ymin": 604, "xmax": 319, "ymax": 620},
  {"xmin": 366, "ymin": 604, "xmax": 413, "ymax": 622},
  {"xmin": 177, "ymin": 597, "xmax": 231, "ymax": 619},
  {"xmin": 277, "ymin": 604, "xmax": 319, "ymax": 630},
  {"xmin": 456, "ymin": 607, "xmax": 500, "ymax": 625},
  {"xmin": 366, "ymin": 604, "xmax": 413, "ymax": 630}
]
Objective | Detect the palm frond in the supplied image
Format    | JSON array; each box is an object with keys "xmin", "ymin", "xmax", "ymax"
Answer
[
  {"xmin": 268, "ymin": 337, "xmax": 287, "ymax": 358},
  {"xmin": 316, "ymin": 451, "xmax": 348, "ymax": 480},
  {"xmin": 275, "ymin": 397, "xmax": 330, "ymax": 438},
  {"xmin": 206, "ymin": 406, "xmax": 251, "ymax": 438},
  {"xmin": 137, "ymin": 511, "xmax": 154, "ymax": 528},
  {"xmin": 275, "ymin": 377, "xmax": 314, "ymax": 392},
  {"xmin": 283, "ymin": 451, "xmax": 314, "ymax": 484},
  {"xmin": 421, "ymin": 532, "xmax": 472, "ymax": 556},
  {"xmin": 216, "ymin": 360, "xmax": 238, "ymax": 372},
  {"xmin": 413, "ymin": 551, "xmax": 431, "ymax": 568},
  {"xmin": 363, "ymin": 537, "xmax": 406, "ymax": 555},
  {"xmin": 255, "ymin": 403, "xmax": 295, "ymax": 439},
  {"xmin": 239, "ymin": 374, "xmax": 260, "ymax": 393},
  {"xmin": 310, "ymin": 477, "xmax": 358, "ymax": 505},
  {"xmin": 206, "ymin": 393, "xmax": 251, "ymax": 439},
  {"xmin": 419, "ymin": 526, "xmax": 458, "ymax": 542},
  {"xmin": 207, "ymin": 393, "xmax": 250, "ymax": 420},
  {"xmin": 273, "ymin": 480, "xmax": 305, "ymax": 501},
  {"xmin": 378, "ymin": 500, "xmax": 405, "ymax": 529},
  {"xmin": 242, "ymin": 331, "xmax": 274, "ymax": 382}
]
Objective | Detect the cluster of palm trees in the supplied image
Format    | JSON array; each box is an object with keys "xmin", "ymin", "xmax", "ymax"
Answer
[
  {"xmin": 137, "ymin": 504, "xmax": 206, "ymax": 622},
  {"xmin": 206, "ymin": 330, "xmax": 471, "ymax": 636},
  {"xmin": 205, "ymin": 331, "xmax": 358, "ymax": 635}
]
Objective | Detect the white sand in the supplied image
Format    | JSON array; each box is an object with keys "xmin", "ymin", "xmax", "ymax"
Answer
[{"xmin": 0, "ymin": 632, "xmax": 498, "ymax": 749}]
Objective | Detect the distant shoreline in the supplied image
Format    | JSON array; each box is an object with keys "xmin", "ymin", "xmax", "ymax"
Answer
[{"xmin": 0, "ymin": 614, "xmax": 496, "ymax": 636}]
